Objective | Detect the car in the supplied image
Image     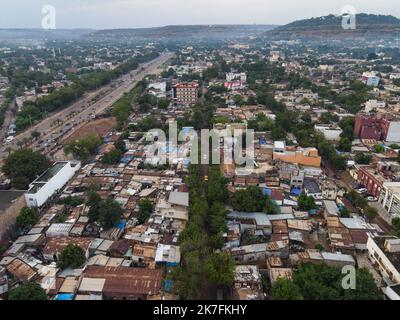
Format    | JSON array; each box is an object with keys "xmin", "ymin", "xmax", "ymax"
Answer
[
  {"xmin": 356, "ymin": 188, "xmax": 367, "ymax": 194},
  {"xmin": 366, "ymin": 196, "xmax": 378, "ymax": 202}
]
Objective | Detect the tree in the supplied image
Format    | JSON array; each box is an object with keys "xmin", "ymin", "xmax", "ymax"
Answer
[
  {"xmin": 231, "ymin": 186, "xmax": 267, "ymax": 212},
  {"xmin": 138, "ymin": 198, "xmax": 153, "ymax": 224},
  {"xmin": 57, "ymin": 244, "xmax": 86, "ymax": 269},
  {"xmin": 339, "ymin": 137, "xmax": 352, "ymax": 152},
  {"xmin": 355, "ymin": 153, "xmax": 372, "ymax": 165},
  {"xmin": 204, "ymin": 252, "xmax": 235, "ymax": 287},
  {"xmin": 16, "ymin": 207, "xmax": 38, "ymax": 229},
  {"xmin": 87, "ymin": 190, "xmax": 102, "ymax": 222},
  {"xmin": 2, "ymin": 148, "xmax": 50, "ymax": 189},
  {"xmin": 64, "ymin": 133, "xmax": 102, "ymax": 161},
  {"xmin": 9, "ymin": 282, "xmax": 48, "ymax": 300},
  {"xmin": 297, "ymin": 193, "xmax": 316, "ymax": 211},
  {"xmin": 114, "ymin": 139, "xmax": 126, "ymax": 153},
  {"xmin": 342, "ymin": 268, "xmax": 382, "ymax": 300},
  {"xmin": 364, "ymin": 206, "xmax": 378, "ymax": 222},
  {"xmin": 31, "ymin": 131, "xmax": 41, "ymax": 140},
  {"xmin": 102, "ymin": 149, "xmax": 122, "ymax": 164},
  {"xmin": 373, "ymin": 144, "xmax": 385, "ymax": 153},
  {"xmin": 97, "ymin": 197, "xmax": 123, "ymax": 230},
  {"xmin": 271, "ymin": 278, "xmax": 303, "ymax": 300}
]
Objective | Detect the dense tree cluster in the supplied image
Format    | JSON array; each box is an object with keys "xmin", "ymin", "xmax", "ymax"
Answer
[
  {"xmin": 86, "ymin": 191, "xmax": 123, "ymax": 230},
  {"xmin": 63, "ymin": 133, "xmax": 102, "ymax": 161},
  {"xmin": 174, "ymin": 165, "xmax": 235, "ymax": 299},
  {"xmin": 271, "ymin": 263, "xmax": 382, "ymax": 300},
  {"xmin": 8, "ymin": 282, "xmax": 48, "ymax": 300},
  {"xmin": 2, "ymin": 148, "xmax": 50, "ymax": 189},
  {"xmin": 57, "ymin": 244, "xmax": 86, "ymax": 269}
]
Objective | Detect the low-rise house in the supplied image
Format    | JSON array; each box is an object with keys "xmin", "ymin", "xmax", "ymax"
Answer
[
  {"xmin": 233, "ymin": 265, "xmax": 264, "ymax": 300},
  {"xmin": 79, "ymin": 266, "xmax": 163, "ymax": 300}
]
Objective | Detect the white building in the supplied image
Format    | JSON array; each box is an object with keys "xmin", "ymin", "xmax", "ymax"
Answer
[
  {"xmin": 365, "ymin": 99, "xmax": 386, "ymax": 113},
  {"xmin": 25, "ymin": 161, "xmax": 81, "ymax": 208},
  {"xmin": 226, "ymin": 72, "xmax": 247, "ymax": 83},
  {"xmin": 148, "ymin": 81, "xmax": 167, "ymax": 98},
  {"xmin": 314, "ymin": 125, "xmax": 343, "ymax": 141},
  {"xmin": 379, "ymin": 182, "xmax": 400, "ymax": 221},
  {"xmin": 367, "ymin": 235, "xmax": 400, "ymax": 299}
]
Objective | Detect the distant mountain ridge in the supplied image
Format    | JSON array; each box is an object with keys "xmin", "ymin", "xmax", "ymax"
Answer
[
  {"xmin": 264, "ymin": 13, "xmax": 400, "ymax": 39},
  {"xmin": 0, "ymin": 29, "xmax": 94, "ymax": 41},
  {"xmin": 88, "ymin": 25, "xmax": 277, "ymax": 41}
]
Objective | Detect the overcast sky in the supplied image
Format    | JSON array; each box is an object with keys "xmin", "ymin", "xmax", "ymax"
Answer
[{"xmin": 0, "ymin": 0, "xmax": 399, "ymax": 29}]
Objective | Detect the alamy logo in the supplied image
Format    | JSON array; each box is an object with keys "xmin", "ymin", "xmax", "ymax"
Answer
[
  {"xmin": 341, "ymin": 6, "xmax": 356, "ymax": 30},
  {"xmin": 41, "ymin": 5, "xmax": 56, "ymax": 30},
  {"xmin": 342, "ymin": 265, "xmax": 356, "ymax": 290}
]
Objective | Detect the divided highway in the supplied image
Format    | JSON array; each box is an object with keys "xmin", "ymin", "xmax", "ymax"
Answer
[{"xmin": 0, "ymin": 52, "xmax": 174, "ymax": 161}]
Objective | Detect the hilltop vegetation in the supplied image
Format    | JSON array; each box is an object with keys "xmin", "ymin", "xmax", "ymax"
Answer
[{"xmin": 265, "ymin": 13, "xmax": 400, "ymax": 39}]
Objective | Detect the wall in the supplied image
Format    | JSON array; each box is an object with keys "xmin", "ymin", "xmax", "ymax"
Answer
[{"xmin": 0, "ymin": 195, "xmax": 26, "ymax": 242}]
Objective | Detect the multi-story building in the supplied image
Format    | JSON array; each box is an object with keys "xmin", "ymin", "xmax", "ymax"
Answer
[
  {"xmin": 366, "ymin": 235, "xmax": 400, "ymax": 299},
  {"xmin": 172, "ymin": 82, "xmax": 198, "ymax": 106},
  {"xmin": 354, "ymin": 113, "xmax": 400, "ymax": 143},
  {"xmin": 362, "ymin": 72, "xmax": 380, "ymax": 87},
  {"xmin": 379, "ymin": 182, "xmax": 400, "ymax": 221},
  {"xmin": 356, "ymin": 165, "xmax": 388, "ymax": 198}
]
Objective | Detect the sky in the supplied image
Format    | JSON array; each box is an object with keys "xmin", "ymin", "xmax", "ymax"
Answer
[{"xmin": 0, "ymin": 0, "xmax": 399, "ymax": 29}]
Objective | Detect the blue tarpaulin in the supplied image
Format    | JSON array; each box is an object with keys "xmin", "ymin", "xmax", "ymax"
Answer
[
  {"xmin": 291, "ymin": 188, "xmax": 302, "ymax": 196},
  {"xmin": 117, "ymin": 220, "xmax": 126, "ymax": 230},
  {"xmin": 54, "ymin": 294, "xmax": 74, "ymax": 301},
  {"xmin": 164, "ymin": 280, "xmax": 174, "ymax": 293},
  {"xmin": 262, "ymin": 188, "xmax": 272, "ymax": 196}
]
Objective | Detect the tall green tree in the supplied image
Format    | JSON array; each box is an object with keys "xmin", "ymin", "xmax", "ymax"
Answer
[
  {"xmin": 9, "ymin": 282, "xmax": 48, "ymax": 300},
  {"xmin": 2, "ymin": 148, "xmax": 50, "ymax": 189},
  {"xmin": 271, "ymin": 278, "xmax": 303, "ymax": 300},
  {"xmin": 57, "ymin": 244, "xmax": 86, "ymax": 269}
]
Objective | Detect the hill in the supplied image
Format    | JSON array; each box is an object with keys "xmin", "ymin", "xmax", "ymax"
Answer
[
  {"xmin": 88, "ymin": 25, "xmax": 277, "ymax": 42},
  {"xmin": 264, "ymin": 13, "xmax": 400, "ymax": 39}
]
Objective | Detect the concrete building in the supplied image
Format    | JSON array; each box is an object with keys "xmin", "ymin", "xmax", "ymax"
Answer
[
  {"xmin": 172, "ymin": 82, "xmax": 198, "ymax": 106},
  {"xmin": 379, "ymin": 182, "xmax": 400, "ymax": 221},
  {"xmin": 273, "ymin": 141, "xmax": 321, "ymax": 168},
  {"xmin": 314, "ymin": 125, "xmax": 343, "ymax": 141},
  {"xmin": 354, "ymin": 113, "xmax": 400, "ymax": 142},
  {"xmin": 25, "ymin": 161, "xmax": 81, "ymax": 208},
  {"xmin": 362, "ymin": 72, "xmax": 380, "ymax": 87},
  {"xmin": 367, "ymin": 236, "xmax": 400, "ymax": 299}
]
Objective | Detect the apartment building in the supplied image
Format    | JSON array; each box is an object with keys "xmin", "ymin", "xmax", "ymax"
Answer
[
  {"xmin": 354, "ymin": 113, "xmax": 400, "ymax": 143},
  {"xmin": 172, "ymin": 82, "xmax": 198, "ymax": 105},
  {"xmin": 379, "ymin": 182, "xmax": 400, "ymax": 221}
]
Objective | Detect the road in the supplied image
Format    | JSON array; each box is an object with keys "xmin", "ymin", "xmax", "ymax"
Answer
[
  {"xmin": 0, "ymin": 52, "xmax": 174, "ymax": 161},
  {"xmin": 0, "ymin": 101, "xmax": 14, "ymax": 142}
]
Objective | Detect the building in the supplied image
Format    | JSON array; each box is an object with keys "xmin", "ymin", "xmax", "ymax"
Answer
[
  {"xmin": 379, "ymin": 182, "xmax": 400, "ymax": 221},
  {"xmin": 79, "ymin": 266, "xmax": 163, "ymax": 300},
  {"xmin": 233, "ymin": 265, "xmax": 264, "ymax": 300},
  {"xmin": 25, "ymin": 161, "xmax": 81, "ymax": 208},
  {"xmin": 172, "ymin": 82, "xmax": 198, "ymax": 106},
  {"xmin": 367, "ymin": 236, "xmax": 400, "ymax": 299},
  {"xmin": 314, "ymin": 125, "xmax": 343, "ymax": 141},
  {"xmin": 362, "ymin": 72, "xmax": 380, "ymax": 87},
  {"xmin": 354, "ymin": 113, "xmax": 400, "ymax": 143},
  {"xmin": 356, "ymin": 165, "xmax": 388, "ymax": 198},
  {"xmin": 273, "ymin": 141, "xmax": 321, "ymax": 168},
  {"xmin": 365, "ymin": 100, "xmax": 386, "ymax": 113},
  {"xmin": 148, "ymin": 81, "xmax": 167, "ymax": 98}
]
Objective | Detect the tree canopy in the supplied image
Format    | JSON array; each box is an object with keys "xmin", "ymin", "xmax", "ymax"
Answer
[
  {"xmin": 57, "ymin": 243, "xmax": 86, "ymax": 269},
  {"xmin": 8, "ymin": 282, "xmax": 48, "ymax": 300},
  {"xmin": 2, "ymin": 148, "xmax": 50, "ymax": 189}
]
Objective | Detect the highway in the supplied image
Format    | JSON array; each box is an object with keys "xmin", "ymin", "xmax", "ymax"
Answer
[{"xmin": 0, "ymin": 52, "xmax": 174, "ymax": 160}]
